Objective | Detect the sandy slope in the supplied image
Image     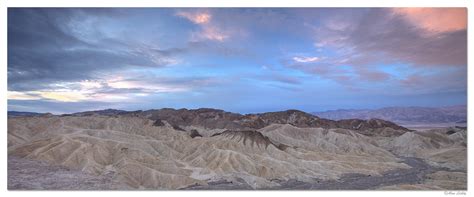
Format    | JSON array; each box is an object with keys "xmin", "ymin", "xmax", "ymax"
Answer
[{"xmin": 8, "ymin": 115, "xmax": 466, "ymax": 190}]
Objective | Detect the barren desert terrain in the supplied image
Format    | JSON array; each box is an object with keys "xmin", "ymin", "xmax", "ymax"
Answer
[{"xmin": 7, "ymin": 109, "xmax": 467, "ymax": 190}]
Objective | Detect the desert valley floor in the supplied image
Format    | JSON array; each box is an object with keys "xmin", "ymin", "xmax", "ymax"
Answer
[{"xmin": 7, "ymin": 109, "xmax": 467, "ymax": 190}]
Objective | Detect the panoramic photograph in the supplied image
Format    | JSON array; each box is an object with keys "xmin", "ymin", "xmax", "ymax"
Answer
[{"xmin": 7, "ymin": 8, "xmax": 467, "ymax": 190}]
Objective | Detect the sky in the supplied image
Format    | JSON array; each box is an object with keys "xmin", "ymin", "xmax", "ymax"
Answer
[{"xmin": 7, "ymin": 8, "xmax": 467, "ymax": 114}]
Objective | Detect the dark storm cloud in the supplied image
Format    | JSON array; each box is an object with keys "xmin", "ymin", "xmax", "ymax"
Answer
[
  {"xmin": 8, "ymin": 47, "xmax": 166, "ymax": 90},
  {"xmin": 7, "ymin": 8, "xmax": 176, "ymax": 91}
]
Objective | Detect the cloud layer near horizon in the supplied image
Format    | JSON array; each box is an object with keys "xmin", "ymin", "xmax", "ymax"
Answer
[{"xmin": 8, "ymin": 8, "xmax": 467, "ymax": 114}]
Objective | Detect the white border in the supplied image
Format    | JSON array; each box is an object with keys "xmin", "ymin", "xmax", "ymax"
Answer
[{"xmin": 1, "ymin": 1, "xmax": 471, "ymax": 197}]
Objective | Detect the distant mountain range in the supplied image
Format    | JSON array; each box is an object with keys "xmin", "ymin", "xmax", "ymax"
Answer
[
  {"xmin": 8, "ymin": 108, "xmax": 410, "ymax": 136},
  {"xmin": 9, "ymin": 105, "xmax": 467, "ymax": 127},
  {"xmin": 312, "ymin": 105, "xmax": 467, "ymax": 126},
  {"xmin": 7, "ymin": 111, "xmax": 48, "ymax": 117}
]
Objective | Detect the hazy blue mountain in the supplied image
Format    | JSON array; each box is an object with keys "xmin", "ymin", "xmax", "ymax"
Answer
[
  {"xmin": 69, "ymin": 109, "xmax": 132, "ymax": 116},
  {"xmin": 313, "ymin": 105, "xmax": 466, "ymax": 126},
  {"xmin": 8, "ymin": 111, "xmax": 46, "ymax": 117}
]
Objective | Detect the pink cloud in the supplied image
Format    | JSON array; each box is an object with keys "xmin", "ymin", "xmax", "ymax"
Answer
[
  {"xmin": 176, "ymin": 11, "xmax": 211, "ymax": 24},
  {"xmin": 392, "ymin": 8, "xmax": 467, "ymax": 34},
  {"xmin": 310, "ymin": 8, "xmax": 466, "ymax": 68},
  {"xmin": 176, "ymin": 10, "xmax": 229, "ymax": 42}
]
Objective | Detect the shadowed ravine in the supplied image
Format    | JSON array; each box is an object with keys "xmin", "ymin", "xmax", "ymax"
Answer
[{"xmin": 183, "ymin": 157, "xmax": 448, "ymax": 190}]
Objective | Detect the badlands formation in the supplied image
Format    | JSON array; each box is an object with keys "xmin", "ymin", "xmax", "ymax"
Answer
[{"xmin": 8, "ymin": 108, "xmax": 467, "ymax": 190}]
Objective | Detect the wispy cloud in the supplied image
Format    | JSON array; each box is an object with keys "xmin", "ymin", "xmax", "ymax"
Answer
[
  {"xmin": 8, "ymin": 74, "xmax": 218, "ymax": 103},
  {"xmin": 194, "ymin": 25, "xmax": 229, "ymax": 42},
  {"xmin": 292, "ymin": 56, "xmax": 319, "ymax": 63},
  {"xmin": 284, "ymin": 8, "xmax": 466, "ymax": 93},
  {"xmin": 7, "ymin": 91, "xmax": 42, "ymax": 101}
]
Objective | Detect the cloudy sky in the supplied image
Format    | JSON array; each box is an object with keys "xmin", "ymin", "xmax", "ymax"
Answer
[{"xmin": 8, "ymin": 8, "xmax": 467, "ymax": 114}]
